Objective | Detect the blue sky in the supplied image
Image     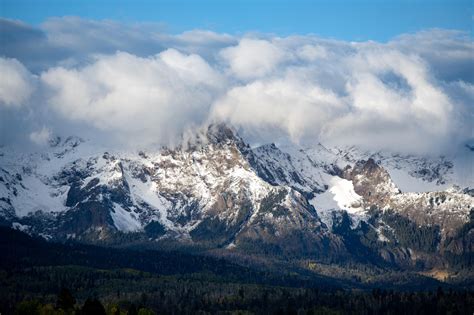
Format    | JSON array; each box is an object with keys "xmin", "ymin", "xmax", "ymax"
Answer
[{"xmin": 1, "ymin": 0, "xmax": 472, "ymax": 41}]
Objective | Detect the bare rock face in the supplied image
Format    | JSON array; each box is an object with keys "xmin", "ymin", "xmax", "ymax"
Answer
[
  {"xmin": 343, "ymin": 158, "xmax": 473, "ymax": 239},
  {"xmin": 343, "ymin": 158, "xmax": 400, "ymax": 206},
  {"xmin": 339, "ymin": 158, "xmax": 473, "ymax": 269},
  {"xmin": 233, "ymin": 187, "xmax": 346, "ymax": 257}
]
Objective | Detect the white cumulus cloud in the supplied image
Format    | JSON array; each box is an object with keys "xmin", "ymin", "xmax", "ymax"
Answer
[
  {"xmin": 41, "ymin": 49, "xmax": 224, "ymax": 145},
  {"xmin": 0, "ymin": 18, "xmax": 472, "ymax": 154},
  {"xmin": 211, "ymin": 77, "xmax": 345, "ymax": 142},
  {"xmin": 0, "ymin": 57, "xmax": 36, "ymax": 107},
  {"xmin": 220, "ymin": 38, "xmax": 288, "ymax": 80}
]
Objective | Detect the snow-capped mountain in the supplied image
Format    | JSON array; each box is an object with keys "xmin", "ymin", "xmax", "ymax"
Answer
[{"xmin": 0, "ymin": 124, "xmax": 472, "ymax": 268}]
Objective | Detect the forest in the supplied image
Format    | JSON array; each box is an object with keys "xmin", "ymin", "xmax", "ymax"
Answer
[{"xmin": 1, "ymin": 227, "xmax": 473, "ymax": 314}]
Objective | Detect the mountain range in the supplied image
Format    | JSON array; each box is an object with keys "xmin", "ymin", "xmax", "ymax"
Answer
[{"xmin": 1, "ymin": 124, "xmax": 472, "ymax": 284}]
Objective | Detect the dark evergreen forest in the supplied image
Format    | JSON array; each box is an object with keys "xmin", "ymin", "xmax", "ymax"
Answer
[{"xmin": 1, "ymin": 227, "xmax": 472, "ymax": 314}]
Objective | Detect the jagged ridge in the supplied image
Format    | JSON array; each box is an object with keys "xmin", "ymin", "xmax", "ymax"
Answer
[{"xmin": 0, "ymin": 124, "xmax": 473, "ymax": 270}]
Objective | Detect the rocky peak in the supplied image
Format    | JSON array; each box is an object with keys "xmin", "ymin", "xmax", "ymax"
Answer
[
  {"xmin": 358, "ymin": 158, "xmax": 379, "ymax": 172},
  {"xmin": 206, "ymin": 123, "xmax": 242, "ymax": 145},
  {"xmin": 340, "ymin": 158, "xmax": 473, "ymax": 239},
  {"xmin": 345, "ymin": 158, "xmax": 395, "ymax": 189},
  {"xmin": 48, "ymin": 135, "xmax": 84, "ymax": 149},
  {"xmin": 343, "ymin": 158, "xmax": 400, "ymax": 206},
  {"xmin": 178, "ymin": 123, "xmax": 247, "ymax": 153}
]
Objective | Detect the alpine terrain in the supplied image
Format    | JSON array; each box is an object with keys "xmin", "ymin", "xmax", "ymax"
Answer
[{"xmin": 0, "ymin": 124, "xmax": 472, "ymax": 286}]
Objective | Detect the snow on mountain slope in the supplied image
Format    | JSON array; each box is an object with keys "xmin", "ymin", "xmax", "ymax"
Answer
[
  {"xmin": 327, "ymin": 177, "xmax": 364, "ymax": 215},
  {"xmin": 133, "ymin": 139, "xmax": 276, "ymax": 234},
  {"xmin": 309, "ymin": 176, "xmax": 365, "ymax": 228},
  {"xmin": 0, "ymin": 125, "xmax": 328, "ymax": 246},
  {"xmin": 122, "ymin": 163, "xmax": 176, "ymax": 230},
  {"xmin": 249, "ymin": 141, "xmax": 356, "ymax": 201},
  {"xmin": 388, "ymin": 189, "xmax": 473, "ymax": 236},
  {"xmin": 326, "ymin": 145, "xmax": 473, "ymax": 192},
  {"xmin": 0, "ymin": 137, "xmax": 93, "ymax": 218},
  {"xmin": 260, "ymin": 142, "xmax": 468, "ymax": 197},
  {"xmin": 344, "ymin": 158, "xmax": 473, "ymax": 236},
  {"xmin": 11, "ymin": 175, "xmax": 67, "ymax": 217},
  {"xmin": 252, "ymin": 142, "xmax": 473, "ymax": 235},
  {"xmin": 110, "ymin": 202, "xmax": 141, "ymax": 232},
  {"xmin": 250, "ymin": 143, "xmax": 326, "ymax": 196}
]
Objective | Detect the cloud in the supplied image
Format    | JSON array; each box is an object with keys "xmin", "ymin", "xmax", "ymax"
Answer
[
  {"xmin": 211, "ymin": 78, "xmax": 345, "ymax": 142},
  {"xmin": 219, "ymin": 38, "xmax": 288, "ymax": 80},
  {"xmin": 212, "ymin": 40, "xmax": 468, "ymax": 153},
  {"xmin": 41, "ymin": 17, "xmax": 167, "ymax": 58},
  {"xmin": 174, "ymin": 29, "xmax": 235, "ymax": 46},
  {"xmin": 1, "ymin": 18, "xmax": 472, "ymax": 154},
  {"xmin": 296, "ymin": 44, "xmax": 328, "ymax": 61},
  {"xmin": 41, "ymin": 50, "xmax": 224, "ymax": 146},
  {"xmin": 0, "ymin": 17, "xmax": 235, "ymax": 72},
  {"xmin": 388, "ymin": 29, "xmax": 474, "ymax": 83},
  {"xmin": 29, "ymin": 127, "xmax": 52, "ymax": 145},
  {"xmin": 335, "ymin": 49, "xmax": 454, "ymax": 149},
  {"xmin": 0, "ymin": 57, "xmax": 36, "ymax": 107}
]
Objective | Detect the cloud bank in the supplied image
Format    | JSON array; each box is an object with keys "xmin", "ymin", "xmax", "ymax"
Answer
[
  {"xmin": 0, "ymin": 17, "xmax": 472, "ymax": 153},
  {"xmin": 0, "ymin": 57, "xmax": 36, "ymax": 107},
  {"xmin": 40, "ymin": 50, "xmax": 224, "ymax": 145}
]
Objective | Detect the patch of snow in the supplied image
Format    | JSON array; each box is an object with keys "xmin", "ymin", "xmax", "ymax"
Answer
[
  {"xmin": 386, "ymin": 167, "xmax": 445, "ymax": 193},
  {"xmin": 328, "ymin": 177, "xmax": 364, "ymax": 215},
  {"xmin": 450, "ymin": 148, "xmax": 474, "ymax": 189},
  {"xmin": 12, "ymin": 222, "xmax": 29, "ymax": 232},
  {"xmin": 110, "ymin": 203, "xmax": 142, "ymax": 232},
  {"xmin": 126, "ymin": 173, "xmax": 175, "ymax": 230},
  {"xmin": 376, "ymin": 226, "xmax": 390, "ymax": 242},
  {"xmin": 226, "ymin": 242, "xmax": 236, "ymax": 249},
  {"xmin": 12, "ymin": 175, "xmax": 67, "ymax": 217},
  {"xmin": 310, "ymin": 176, "xmax": 366, "ymax": 228},
  {"xmin": 309, "ymin": 190, "xmax": 337, "ymax": 228}
]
